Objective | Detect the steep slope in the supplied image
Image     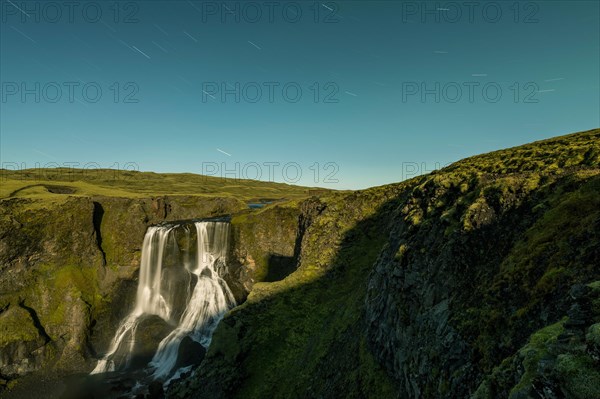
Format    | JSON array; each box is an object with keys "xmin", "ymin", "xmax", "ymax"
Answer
[{"xmin": 169, "ymin": 128, "xmax": 600, "ymax": 398}]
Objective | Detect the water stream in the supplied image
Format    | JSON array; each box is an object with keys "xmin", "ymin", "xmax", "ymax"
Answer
[{"xmin": 91, "ymin": 221, "xmax": 236, "ymax": 383}]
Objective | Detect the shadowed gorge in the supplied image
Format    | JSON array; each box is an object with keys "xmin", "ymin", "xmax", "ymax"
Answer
[{"xmin": 1, "ymin": 129, "xmax": 599, "ymax": 398}]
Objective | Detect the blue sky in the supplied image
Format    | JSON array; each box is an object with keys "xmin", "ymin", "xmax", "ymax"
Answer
[{"xmin": 1, "ymin": 1, "xmax": 599, "ymax": 189}]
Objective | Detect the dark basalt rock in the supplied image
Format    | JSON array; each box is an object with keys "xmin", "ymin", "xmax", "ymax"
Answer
[
  {"xmin": 174, "ymin": 336, "xmax": 206, "ymax": 371},
  {"xmin": 148, "ymin": 380, "xmax": 165, "ymax": 399},
  {"xmin": 128, "ymin": 316, "xmax": 175, "ymax": 371}
]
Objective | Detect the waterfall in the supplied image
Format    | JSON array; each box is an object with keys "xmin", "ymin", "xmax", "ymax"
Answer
[{"xmin": 91, "ymin": 221, "xmax": 236, "ymax": 380}]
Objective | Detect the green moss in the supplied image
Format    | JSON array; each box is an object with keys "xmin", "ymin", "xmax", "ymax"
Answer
[
  {"xmin": 555, "ymin": 354, "xmax": 600, "ymax": 399},
  {"xmin": 0, "ymin": 306, "xmax": 40, "ymax": 346},
  {"xmin": 394, "ymin": 244, "xmax": 408, "ymax": 262},
  {"xmin": 510, "ymin": 319, "xmax": 565, "ymax": 396},
  {"xmin": 534, "ymin": 267, "xmax": 570, "ymax": 294},
  {"xmin": 462, "ymin": 196, "xmax": 493, "ymax": 231},
  {"xmin": 443, "ymin": 129, "xmax": 600, "ymax": 176},
  {"xmin": 586, "ymin": 323, "xmax": 600, "ymax": 348},
  {"xmin": 472, "ymin": 355, "xmax": 519, "ymax": 399},
  {"xmin": 4, "ymin": 263, "xmax": 102, "ymax": 345},
  {"xmin": 588, "ymin": 281, "xmax": 600, "ymax": 291},
  {"xmin": 208, "ymin": 319, "xmax": 242, "ymax": 360}
]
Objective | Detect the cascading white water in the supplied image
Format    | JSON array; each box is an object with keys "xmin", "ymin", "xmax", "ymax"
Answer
[{"xmin": 91, "ymin": 221, "xmax": 236, "ymax": 380}]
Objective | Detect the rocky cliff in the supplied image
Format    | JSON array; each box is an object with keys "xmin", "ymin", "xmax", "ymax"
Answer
[
  {"xmin": 168, "ymin": 129, "xmax": 600, "ymax": 399},
  {"xmin": 0, "ymin": 194, "xmax": 285, "ymax": 393}
]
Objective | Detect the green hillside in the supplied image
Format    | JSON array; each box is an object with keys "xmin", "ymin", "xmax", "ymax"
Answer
[{"xmin": 0, "ymin": 168, "xmax": 328, "ymax": 202}]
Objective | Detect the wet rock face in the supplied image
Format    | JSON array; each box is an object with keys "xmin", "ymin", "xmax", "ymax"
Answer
[{"xmin": 128, "ymin": 315, "xmax": 175, "ymax": 371}]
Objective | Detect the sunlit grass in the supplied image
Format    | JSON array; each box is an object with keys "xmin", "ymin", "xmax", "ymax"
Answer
[{"xmin": 0, "ymin": 168, "xmax": 329, "ymax": 201}]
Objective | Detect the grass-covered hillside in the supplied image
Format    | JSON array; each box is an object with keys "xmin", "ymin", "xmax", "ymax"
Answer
[
  {"xmin": 169, "ymin": 128, "xmax": 600, "ymax": 399},
  {"xmin": 0, "ymin": 168, "xmax": 322, "ymax": 202}
]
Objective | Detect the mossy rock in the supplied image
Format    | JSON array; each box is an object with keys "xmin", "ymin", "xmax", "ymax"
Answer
[
  {"xmin": 555, "ymin": 353, "xmax": 600, "ymax": 399},
  {"xmin": 0, "ymin": 305, "xmax": 50, "ymax": 379}
]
